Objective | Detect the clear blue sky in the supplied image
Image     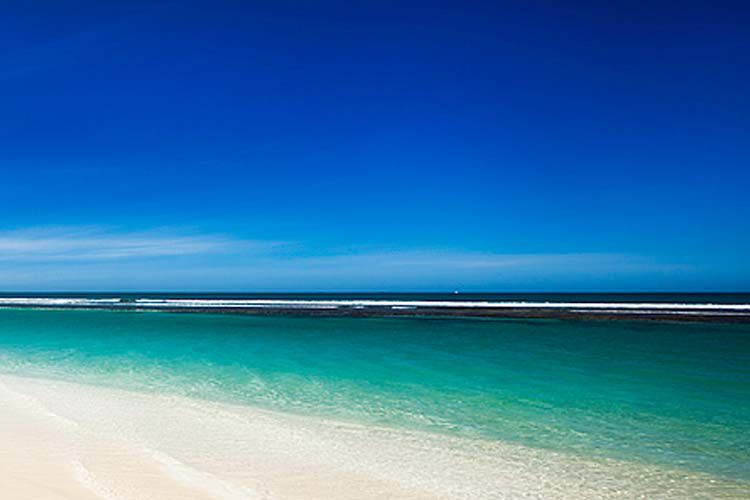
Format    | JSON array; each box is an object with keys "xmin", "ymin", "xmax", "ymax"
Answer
[{"xmin": 0, "ymin": 1, "xmax": 748, "ymax": 291}]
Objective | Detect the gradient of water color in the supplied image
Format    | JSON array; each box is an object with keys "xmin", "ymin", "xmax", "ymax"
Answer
[{"xmin": 0, "ymin": 305, "xmax": 748, "ymax": 482}]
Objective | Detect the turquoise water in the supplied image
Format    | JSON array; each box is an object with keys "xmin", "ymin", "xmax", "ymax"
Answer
[{"xmin": 0, "ymin": 308, "xmax": 748, "ymax": 481}]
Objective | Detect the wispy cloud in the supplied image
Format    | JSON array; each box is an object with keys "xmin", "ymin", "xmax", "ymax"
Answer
[
  {"xmin": 277, "ymin": 250, "xmax": 659, "ymax": 272},
  {"xmin": 0, "ymin": 226, "xmax": 270, "ymax": 262},
  {"xmin": 236, "ymin": 250, "xmax": 688, "ymax": 287},
  {"xmin": 0, "ymin": 227, "xmax": 692, "ymax": 291}
]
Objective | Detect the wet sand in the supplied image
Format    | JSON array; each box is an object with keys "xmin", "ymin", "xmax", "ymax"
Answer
[{"xmin": 0, "ymin": 374, "xmax": 746, "ymax": 499}]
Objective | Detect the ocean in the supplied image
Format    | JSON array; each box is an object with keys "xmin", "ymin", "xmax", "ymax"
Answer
[{"xmin": 0, "ymin": 293, "xmax": 748, "ymax": 492}]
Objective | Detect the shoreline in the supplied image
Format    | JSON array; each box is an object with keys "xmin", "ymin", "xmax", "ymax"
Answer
[{"xmin": 0, "ymin": 373, "xmax": 747, "ymax": 499}]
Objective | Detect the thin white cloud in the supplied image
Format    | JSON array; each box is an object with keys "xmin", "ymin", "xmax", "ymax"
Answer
[
  {"xmin": 0, "ymin": 229, "xmax": 692, "ymax": 290},
  {"xmin": 0, "ymin": 226, "xmax": 272, "ymax": 262},
  {"xmin": 262, "ymin": 250, "xmax": 683, "ymax": 275}
]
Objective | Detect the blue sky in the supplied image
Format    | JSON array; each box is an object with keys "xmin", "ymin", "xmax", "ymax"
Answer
[{"xmin": 0, "ymin": 1, "xmax": 748, "ymax": 291}]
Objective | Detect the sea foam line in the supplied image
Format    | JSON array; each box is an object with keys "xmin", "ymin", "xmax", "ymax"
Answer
[
  {"xmin": 0, "ymin": 297, "xmax": 749, "ymax": 311},
  {"xmin": 133, "ymin": 299, "xmax": 750, "ymax": 311}
]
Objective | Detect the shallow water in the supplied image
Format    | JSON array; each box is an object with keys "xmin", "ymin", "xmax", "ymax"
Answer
[{"xmin": 0, "ymin": 308, "xmax": 748, "ymax": 482}]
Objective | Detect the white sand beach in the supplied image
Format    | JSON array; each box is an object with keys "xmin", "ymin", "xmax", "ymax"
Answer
[{"xmin": 0, "ymin": 374, "xmax": 746, "ymax": 500}]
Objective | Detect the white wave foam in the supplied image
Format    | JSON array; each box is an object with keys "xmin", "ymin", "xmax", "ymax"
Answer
[
  {"xmin": 0, "ymin": 297, "xmax": 121, "ymax": 306},
  {"xmin": 0, "ymin": 297, "xmax": 749, "ymax": 312},
  {"xmin": 112, "ymin": 297, "xmax": 750, "ymax": 311}
]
